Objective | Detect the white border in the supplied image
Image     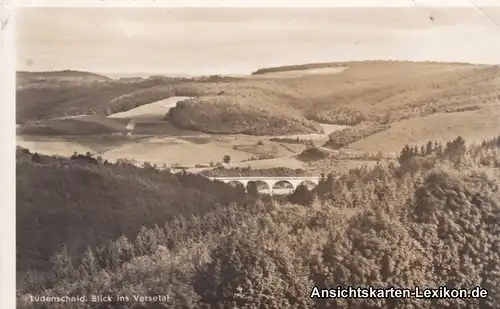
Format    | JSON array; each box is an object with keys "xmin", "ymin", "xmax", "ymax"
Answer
[
  {"xmin": 14, "ymin": 0, "xmax": 500, "ymax": 7},
  {"xmin": 0, "ymin": 0, "xmax": 16, "ymax": 308},
  {"xmin": 3, "ymin": 1, "xmax": 500, "ymax": 308}
]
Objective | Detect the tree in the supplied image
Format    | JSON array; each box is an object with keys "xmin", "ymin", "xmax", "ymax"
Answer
[
  {"xmin": 143, "ymin": 161, "xmax": 155, "ymax": 170},
  {"xmin": 79, "ymin": 247, "xmax": 99, "ymax": 278},
  {"xmin": 444, "ymin": 136, "xmax": 466, "ymax": 163},
  {"xmin": 288, "ymin": 184, "xmax": 314, "ymax": 206},
  {"xmin": 420, "ymin": 145, "xmax": 426, "ymax": 156},
  {"xmin": 31, "ymin": 152, "xmax": 41, "ymax": 163},
  {"xmin": 50, "ymin": 245, "xmax": 75, "ymax": 282},
  {"xmin": 135, "ymin": 226, "xmax": 163, "ymax": 256},
  {"xmin": 20, "ymin": 269, "xmax": 48, "ymax": 294},
  {"xmin": 434, "ymin": 141, "xmax": 443, "ymax": 156},
  {"xmin": 223, "ymin": 155, "xmax": 231, "ymax": 164},
  {"xmin": 398, "ymin": 145, "xmax": 414, "ymax": 166},
  {"xmin": 195, "ymin": 230, "xmax": 314, "ymax": 308},
  {"xmin": 426, "ymin": 140, "xmax": 434, "ymax": 155},
  {"xmin": 316, "ymin": 174, "xmax": 329, "ymax": 202},
  {"xmin": 247, "ymin": 181, "xmax": 258, "ymax": 196}
]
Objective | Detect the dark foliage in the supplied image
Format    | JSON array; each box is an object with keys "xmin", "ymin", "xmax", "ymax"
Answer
[
  {"xmin": 16, "ymin": 149, "xmax": 247, "ymax": 272},
  {"xmin": 201, "ymin": 166, "xmax": 307, "ymax": 177},
  {"xmin": 296, "ymin": 147, "xmax": 330, "ymax": 162},
  {"xmin": 16, "ymin": 134, "xmax": 500, "ymax": 309},
  {"xmin": 288, "ymin": 185, "xmax": 315, "ymax": 206}
]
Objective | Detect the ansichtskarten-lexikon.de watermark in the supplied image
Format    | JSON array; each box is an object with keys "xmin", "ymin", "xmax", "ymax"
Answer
[{"xmin": 310, "ymin": 286, "xmax": 489, "ymax": 299}]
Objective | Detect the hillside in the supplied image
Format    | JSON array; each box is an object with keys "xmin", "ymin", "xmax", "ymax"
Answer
[
  {"xmin": 17, "ymin": 116, "xmax": 131, "ymax": 136},
  {"xmin": 18, "ymin": 61, "xmax": 500, "ymax": 138},
  {"xmin": 251, "ymin": 61, "xmax": 348, "ymax": 75},
  {"xmin": 16, "ymin": 70, "xmax": 111, "ymax": 85},
  {"xmin": 16, "ymin": 61, "xmax": 500, "ymax": 181},
  {"xmin": 16, "ymin": 148, "xmax": 247, "ymax": 271},
  {"xmin": 16, "ymin": 76, "xmax": 177, "ymax": 124},
  {"xmin": 16, "ymin": 135, "xmax": 500, "ymax": 309},
  {"xmin": 168, "ymin": 61, "xmax": 500, "ymax": 136},
  {"xmin": 166, "ymin": 96, "xmax": 321, "ymax": 135}
]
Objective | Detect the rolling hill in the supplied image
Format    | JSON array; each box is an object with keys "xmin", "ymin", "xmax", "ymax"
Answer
[
  {"xmin": 17, "ymin": 61, "xmax": 500, "ymax": 141},
  {"xmin": 16, "ymin": 136, "xmax": 500, "ymax": 309},
  {"xmin": 16, "ymin": 148, "xmax": 247, "ymax": 272}
]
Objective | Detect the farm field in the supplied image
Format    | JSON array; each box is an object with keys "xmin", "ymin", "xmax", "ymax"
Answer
[{"xmin": 16, "ymin": 61, "xmax": 500, "ymax": 173}]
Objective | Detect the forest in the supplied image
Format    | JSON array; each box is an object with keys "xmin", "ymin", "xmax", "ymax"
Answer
[{"xmin": 16, "ymin": 135, "xmax": 500, "ymax": 309}]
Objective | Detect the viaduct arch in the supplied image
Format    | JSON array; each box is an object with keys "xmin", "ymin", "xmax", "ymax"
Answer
[{"xmin": 208, "ymin": 176, "xmax": 321, "ymax": 196}]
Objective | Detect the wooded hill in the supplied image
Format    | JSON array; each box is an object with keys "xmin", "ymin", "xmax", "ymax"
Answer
[{"xmin": 16, "ymin": 134, "xmax": 500, "ymax": 309}]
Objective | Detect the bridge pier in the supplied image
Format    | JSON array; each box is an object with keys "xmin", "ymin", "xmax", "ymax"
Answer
[{"xmin": 209, "ymin": 176, "xmax": 321, "ymax": 196}]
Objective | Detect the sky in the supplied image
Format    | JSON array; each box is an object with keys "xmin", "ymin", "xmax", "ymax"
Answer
[{"xmin": 16, "ymin": 7, "xmax": 500, "ymax": 76}]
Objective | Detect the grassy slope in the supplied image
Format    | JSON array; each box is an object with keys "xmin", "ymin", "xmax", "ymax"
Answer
[
  {"xmin": 16, "ymin": 148, "xmax": 246, "ymax": 271},
  {"xmin": 17, "ymin": 116, "xmax": 131, "ymax": 135},
  {"xmin": 17, "ymin": 61, "xmax": 500, "ymax": 138},
  {"xmin": 16, "ymin": 70, "xmax": 111, "ymax": 85},
  {"xmin": 348, "ymin": 105, "xmax": 500, "ymax": 153},
  {"xmin": 251, "ymin": 61, "xmax": 347, "ymax": 75},
  {"xmin": 17, "ymin": 80, "xmax": 176, "ymax": 124},
  {"xmin": 171, "ymin": 61, "xmax": 500, "ymax": 141}
]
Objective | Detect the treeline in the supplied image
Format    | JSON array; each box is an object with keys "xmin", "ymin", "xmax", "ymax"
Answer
[
  {"xmin": 16, "ymin": 148, "xmax": 249, "ymax": 272},
  {"xmin": 251, "ymin": 62, "xmax": 346, "ymax": 75},
  {"xmin": 323, "ymin": 124, "xmax": 390, "ymax": 149},
  {"xmin": 166, "ymin": 98, "xmax": 321, "ymax": 136},
  {"xmin": 17, "ymin": 135, "xmax": 500, "ymax": 309},
  {"xmin": 201, "ymin": 166, "xmax": 308, "ymax": 177},
  {"xmin": 297, "ymin": 146, "xmax": 331, "ymax": 162},
  {"xmin": 16, "ymin": 74, "xmax": 211, "ymax": 123},
  {"xmin": 397, "ymin": 136, "xmax": 500, "ymax": 169}
]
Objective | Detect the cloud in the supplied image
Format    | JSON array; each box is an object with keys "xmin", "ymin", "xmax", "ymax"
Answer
[{"xmin": 16, "ymin": 7, "xmax": 500, "ymax": 74}]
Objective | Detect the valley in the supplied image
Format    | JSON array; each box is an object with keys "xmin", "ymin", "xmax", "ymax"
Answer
[
  {"xmin": 16, "ymin": 61, "xmax": 500, "ymax": 176},
  {"xmin": 13, "ymin": 7, "xmax": 500, "ymax": 309}
]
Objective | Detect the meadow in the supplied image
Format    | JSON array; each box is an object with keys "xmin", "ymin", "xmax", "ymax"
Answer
[
  {"xmin": 16, "ymin": 61, "xmax": 500, "ymax": 173},
  {"xmin": 15, "ymin": 61, "xmax": 500, "ymax": 308}
]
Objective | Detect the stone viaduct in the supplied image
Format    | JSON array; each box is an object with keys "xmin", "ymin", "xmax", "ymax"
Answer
[{"xmin": 208, "ymin": 176, "xmax": 321, "ymax": 196}]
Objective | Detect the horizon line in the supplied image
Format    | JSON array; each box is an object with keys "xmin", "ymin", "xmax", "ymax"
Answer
[{"xmin": 15, "ymin": 59, "xmax": 497, "ymax": 78}]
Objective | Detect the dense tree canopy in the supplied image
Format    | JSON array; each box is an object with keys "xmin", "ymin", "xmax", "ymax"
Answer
[{"xmin": 16, "ymin": 135, "xmax": 500, "ymax": 309}]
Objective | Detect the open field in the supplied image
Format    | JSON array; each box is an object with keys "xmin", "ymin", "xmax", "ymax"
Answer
[
  {"xmin": 147, "ymin": 61, "xmax": 500, "ymax": 136},
  {"xmin": 17, "ymin": 115, "xmax": 131, "ymax": 136},
  {"xmin": 108, "ymin": 96, "xmax": 190, "ymax": 122},
  {"xmin": 347, "ymin": 105, "xmax": 500, "ymax": 153},
  {"xmin": 16, "ymin": 133, "xmax": 308, "ymax": 169},
  {"xmin": 18, "ymin": 61, "xmax": 500, "ymax": 136},
  {"xmin": 15, "ymin": 135, "xmax": 149, "ymax": 157},
  {"xmin": 273, "ymin": 123, "xmax": 350, "ymax": 141},
  {"xmin": 16, "ymin": 7, "xmax": 500, "ymax": 309},
  {"xmin": 242, "ymin": 66, "xmax": 348, "ymax": 79},
  {"xmin": 19, "ymin": 62, "xmax": 499, "ymax": 136},
  {"xmin": 16, "ymin": 61, "xmax": 500, "ymax": 174},
  {"xmin": 107, "ymin": 95, "xmax": 193, "ymax": 135}
]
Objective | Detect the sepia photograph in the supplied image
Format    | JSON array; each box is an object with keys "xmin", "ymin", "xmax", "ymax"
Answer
[{"xmin": 9, "ymin": 1, "xmax": 500, "ymax": 308}]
